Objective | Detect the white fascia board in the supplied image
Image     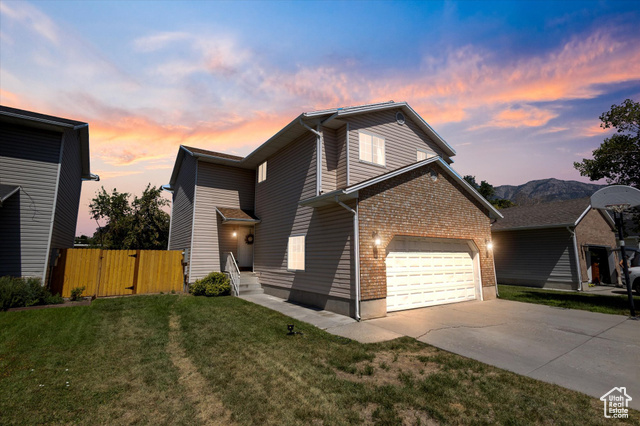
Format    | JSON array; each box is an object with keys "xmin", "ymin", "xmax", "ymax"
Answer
[
  {"xmin": 301, "ymin": 156, "xmax": 502, "ymax": 219},
  {"xmin": 574, "ymin": 206, "xmax": 592, "ymax": 227},
  {"xmin": 344, "ymin": 157, "xmax": 440, "ymax": 193},
  {"xmin": 402, "ymin": 104, "xmax": 456, "ymax": 157},
  {"xmin": 215, "ymin": 207, "xmax": 227, "ymax": 221},
  {"xmin": 343, "ymin": 157, "xmax": 503, "ymax": 219},
  {"xmin": 303, "ymin": 101, "xmax": 396, "ymax": 118},
  {"xmin": 437, "ymin": 160, "xmax": 503, "ymax": 219},
  {"xmin": 304, "ymin": 102, "xmax": 457, "ymax": 158}
]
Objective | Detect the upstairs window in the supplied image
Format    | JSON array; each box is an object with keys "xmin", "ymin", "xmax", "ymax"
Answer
[
  {"xmin": 258, "ymin": 161, "xmax": 267, "ymax": 183},
  {"xmin": 417, "ymin": 150, "xmax": 436, "ymax": 161},
  {"xmin": 287, "ymin": 235, "xmax": 305, "ymax": 271},
  {"xmin": 359, "ymin": 131, "xmax": 385, "ymax": 166}
]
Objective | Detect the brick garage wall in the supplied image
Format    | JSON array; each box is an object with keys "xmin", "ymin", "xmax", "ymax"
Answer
[
  {"xmin": 575, "ymin": 209, "xmax": 618, "ymax": 281},
  {"xmin": 358, "ymin": 163, "xmax": 496, "ymax": 301}
]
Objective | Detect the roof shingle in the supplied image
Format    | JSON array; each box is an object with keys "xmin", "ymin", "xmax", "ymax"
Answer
[
  {"xmin": 492, "ymin": 197, "xmax": 591, "ymax": 231},
  {"xmin": 183, "ymin": 146, "xmax": 244, "ymax": 161}
]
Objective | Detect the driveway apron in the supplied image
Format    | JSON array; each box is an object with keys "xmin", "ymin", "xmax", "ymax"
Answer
[{"xmin": 362, "ymin": 299, "xmax": 639, "ymax": 410}]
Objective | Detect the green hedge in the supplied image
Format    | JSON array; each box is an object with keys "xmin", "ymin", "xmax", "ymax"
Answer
[
  {"xmin": 0, "ymin": 276, "xmax": 64, "ymax": 311},
  {"xmin": 189, "ymin": 272, "xmax": 231, "ymax": 297}
]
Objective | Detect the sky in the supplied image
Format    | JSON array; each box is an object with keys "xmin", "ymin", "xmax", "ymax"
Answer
[{"xmin": 1, "ymin": 0, "xmax": 639, "ymax": 236}]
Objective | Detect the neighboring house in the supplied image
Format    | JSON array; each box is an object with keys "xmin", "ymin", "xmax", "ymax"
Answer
[
  {"xmin": 164, "ymin": 101, "xmax": 502, "ymax": 319},
  {"xmin": 0, "ymin": 106, "xmax": 99, "ymax": 281},
  {"xmin": 492, "ymin": 197, "xmax": 618, "ymax": 290}
]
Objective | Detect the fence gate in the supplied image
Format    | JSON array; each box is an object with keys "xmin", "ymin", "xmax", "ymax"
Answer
[
  {"xmin": 50, "ymin": 249, "xmax": 184, "ymax": 298},
  {"xmin": 98, "ymin": 250, "xmax": 138, "ymax": 296}
]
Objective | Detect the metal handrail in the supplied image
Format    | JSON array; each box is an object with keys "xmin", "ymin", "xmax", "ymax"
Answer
[{"xmin": 224, "ymin": 252, "xmax": 241, "ymax": 296}]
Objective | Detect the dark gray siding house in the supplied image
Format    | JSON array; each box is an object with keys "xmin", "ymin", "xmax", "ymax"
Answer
[
  {"xmin": 0, "ymin": 106, "xmax": 99, "ymax": 281},
  {"xmin": 165, "ymin": 101, "xmax": 502, "ymax": 319},
  {"xmin": 492, "ymin": 197, "xmax": 618, "ymax": 290}
]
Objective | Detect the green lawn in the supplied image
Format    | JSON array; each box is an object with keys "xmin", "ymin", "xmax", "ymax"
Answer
[
  {"xmin": 1, "ymin": 295, "xmax": 637, "ymax": 425},
  {"xmin": 498, "ymin": 284, "xmax": 640, "ymax": 316}
]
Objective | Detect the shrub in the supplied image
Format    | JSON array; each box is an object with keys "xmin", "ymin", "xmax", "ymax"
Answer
[
  {"xmin": 0, "ymin": 276, "xmax": 64, "ymax": 310},
  {"xmin": 70, "ymin": 286, "xmax": 86, "ymax": 301},
  {"xmin": 189, "ymin": 272, "xmax": 231, "ymax": 297}
]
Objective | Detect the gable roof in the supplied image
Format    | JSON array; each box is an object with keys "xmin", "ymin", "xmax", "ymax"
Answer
[
  {"xmin": 215, "ymin": 207, "xmax": 260, "ymax": 224},
  {"xmin": 0, "ymin": 105, "xmax": 99, "ymax": 181},
  {"xmin": 491, "ymin": 197, "xmax": 614, "ymax": 231},
  {"xmin": 183, "ymin": 146, "xmax": 244, "ymax": 161},
  {"xmin": 299, "ymin": 157, "xmax": 503, "ymax": 219},
  {"xmin": 0, "ymin": 184, "xmax": 20, "ymax": 207},
  {"xmin": 166, "ymin": 101, "xmax": 455, "ymax": 188}
]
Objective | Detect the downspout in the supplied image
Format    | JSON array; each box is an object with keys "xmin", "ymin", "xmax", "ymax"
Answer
[
  {"xmin": 336, "ymin": 195, "xmax": 361, "ymax": 321},
  {"xmin": 299, "ymin": 118, "xmax": 322, "ymax": 196},
  {"xmin": 490, "ymin": 218, "xmax": 499, "ymax": 297},
  {"xmin": 567, "ymin": 226, "xmax": 583, "ymax": 291}
]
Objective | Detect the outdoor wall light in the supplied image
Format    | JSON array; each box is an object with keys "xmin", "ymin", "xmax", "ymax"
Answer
[
  {"xmin": 374, "ymin": 233, "xmax": 381, "ymax": 247},
  {"xmin": 232, "ymin": 231, "xmax": 237, "ymax": 237},
  {"xmin": 487, "ymin": 242, "xmax": 493, "ymax": 250}
]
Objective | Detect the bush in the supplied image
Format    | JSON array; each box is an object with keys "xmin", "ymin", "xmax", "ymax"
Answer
[
  {"xmin": 70, "ymin": 286, "xmax": 86, "ymax": 301},
  {"xmin": 0, "ymin": 276, "xmax": 64, "ymax": 310},
  {"xmin": 189, "ymin": 272, "xmax": 231, "ymax": 297}
]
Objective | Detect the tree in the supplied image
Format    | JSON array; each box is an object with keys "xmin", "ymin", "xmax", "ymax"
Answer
[
  {"xmin": 463, "ymin": 175, "xmax": 514, "ymax": 209},
  {"xmin": 90, "ymin": 184, "xmax": 170, "ymax": 249},
  {"xmin": 574, "ymin": 99, "xmax": 640, "ymax": 188},
  {"xmin": 574, "ymin": 99, "xmax": 640, "ymax": 231}
]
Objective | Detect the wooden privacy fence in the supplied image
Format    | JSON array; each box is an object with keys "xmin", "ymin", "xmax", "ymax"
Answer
[{"xmin": 50, "ymin": 249, "xmax": 185, "ymax": 298}]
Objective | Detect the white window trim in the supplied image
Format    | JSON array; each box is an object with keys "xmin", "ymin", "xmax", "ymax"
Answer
[
  {"xmin": 358, "ymin": 130, "xmax": 386, "ymax": 167},
  {"xmin": 417, "ymin": 149, "xmax": 436, "ymax": 161},
  {"xmin": 287, "ymin": 234, "xmax": 305, "ymax": 271},
  {"xmin": 258, "ymin": 161, "xmax": 267, "ymax": 183}
]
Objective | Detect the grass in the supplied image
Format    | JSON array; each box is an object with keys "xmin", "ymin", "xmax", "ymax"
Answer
[
  {"xmin": 0, "ymin": 295, "xmax": 637, "ymax": 425},
  {"xmin": 498, "ymin": 284, "xmax": 640, "ymax": 316}
]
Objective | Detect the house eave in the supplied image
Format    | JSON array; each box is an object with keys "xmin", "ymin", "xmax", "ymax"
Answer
[
  {"xmin": 491, "ymin": 223, "xmax": 575, "ymax": 233},
  {"xmin": 300, "ymin": 157, "xmax": 502, "ymax": 220},
  {"xmin": 0, "ymin": 107, "xmax": 96, "ymax": 180},
  {"xmin": 168, "ymin": 101, "xmax": 460, "ymax": 184}
]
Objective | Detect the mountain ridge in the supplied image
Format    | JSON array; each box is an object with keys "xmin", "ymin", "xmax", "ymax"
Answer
[{"xmin": 493, "ymin": 178, "xmax": 606, "ymax": 204}]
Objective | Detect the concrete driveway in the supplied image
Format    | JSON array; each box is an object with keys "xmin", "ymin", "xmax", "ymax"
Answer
[{"xmin": 328, "ymin": 299, "xmax": 640, "ymax": 410}]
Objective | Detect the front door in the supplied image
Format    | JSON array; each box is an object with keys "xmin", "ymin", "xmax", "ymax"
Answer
[{"xmin": 237, "ymin": 226, "xmax": 254, "ymax": 270}]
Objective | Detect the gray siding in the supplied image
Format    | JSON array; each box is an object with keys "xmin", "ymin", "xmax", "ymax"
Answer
[
  {"xmin": 254, "ymin": 131, "xmax": 354, "ymax": 300},
  {"xmin": 0, "ymin": 123, "xmax": 62, "ymax": 278},
  {"xmin": 190, "ymin": 161, "xmax": 255, "ymax": 280},
  {"xmin": 335, "ymin": 124, "xmax": 348, "ymax": 188},
  {"xmin": 347, "ymin": 108, "xmax": 444, "ymax": 184},
  {"xmin": 50, "ymin": 128, "xmax": 82, "ymax": 250},
  {"xmin": 322, "ymin": 127, "xmax": 337, "ymax": 193},
  {"xmin": 168, "ymin": 154, "xmax": 196, "ymax": 251},
  {"xmin": 492, "ymin": 228, "xmax": 579, "ymax": 289}
]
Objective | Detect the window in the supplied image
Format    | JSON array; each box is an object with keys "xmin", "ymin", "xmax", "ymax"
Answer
[
  {"xmin": 287, "ymin": 235, "xmax": 305, "ymax": 270},
  {"xmin": 359, "ymin": 131, "xmax": 385, "ymax": 166},
  {"xmin": 417, "ymin": 150, "xmax": 436, "ymax": 161},
  {"xmin": 258, "ymin": 161, "xmax": 267, "ymax": 183}
]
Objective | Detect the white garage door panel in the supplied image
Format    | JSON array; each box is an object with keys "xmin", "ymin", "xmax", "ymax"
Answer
[{"xmin": 386, "ymin": 240, "xmax": 478, "ymax": 312}]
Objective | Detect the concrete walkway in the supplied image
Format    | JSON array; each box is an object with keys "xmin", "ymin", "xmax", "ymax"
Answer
[{"xmin": 240, "ymin": 294, "xmax": 639, "ymax": 409}]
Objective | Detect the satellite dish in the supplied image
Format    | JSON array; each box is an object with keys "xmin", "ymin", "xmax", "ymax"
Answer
[{"xmin": 590, "ymin": 185, "xmax": 640, "ymax": 212}]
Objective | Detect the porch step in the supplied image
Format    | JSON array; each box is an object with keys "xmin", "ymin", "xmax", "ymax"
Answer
[{"xmin": 238, "ymin": 272, "xmax": 263, "ymax": 295}]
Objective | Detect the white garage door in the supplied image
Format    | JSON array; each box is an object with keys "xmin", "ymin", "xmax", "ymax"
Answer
[{"xmin": 386, "ymin": 238, "xmax": 479, "ymax": 312}]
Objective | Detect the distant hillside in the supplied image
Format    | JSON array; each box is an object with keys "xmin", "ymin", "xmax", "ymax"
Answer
[{"xmin": 493, "ymin": 178, "xmax": 606, "ymax": 205}]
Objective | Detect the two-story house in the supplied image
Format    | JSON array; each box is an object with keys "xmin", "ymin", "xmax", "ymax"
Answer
[
  {"xmin": 0, "ymin": 106, "xmax": 99, "ymax": 281},
  {"xmin": 164, "ymin": 101, "xmax": 502, "ymax": 319}
]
